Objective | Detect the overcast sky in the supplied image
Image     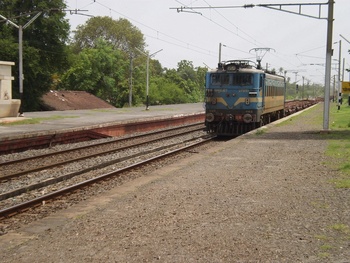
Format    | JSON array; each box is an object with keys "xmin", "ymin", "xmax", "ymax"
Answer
[{"xmin": 65, "ymin": 0, "xmax": 350, "ymax": 85}]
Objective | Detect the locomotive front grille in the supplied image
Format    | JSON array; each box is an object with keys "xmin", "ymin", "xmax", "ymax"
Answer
[{"xmin": 206, "ymin": 121, "xmax": 259, "ymax": 136}]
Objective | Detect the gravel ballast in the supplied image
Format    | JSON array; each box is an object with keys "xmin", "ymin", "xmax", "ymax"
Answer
[{"xmin": 1, "ymin": 104, "xmax": 349, "ymax": 262}]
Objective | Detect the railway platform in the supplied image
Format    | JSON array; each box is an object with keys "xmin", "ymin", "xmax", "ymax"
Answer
[{"xmin": 0, "ymin": 103, "xmax": 204, "ymax": 141}]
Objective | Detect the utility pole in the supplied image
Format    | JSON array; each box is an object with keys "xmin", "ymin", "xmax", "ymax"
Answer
[
  {"xmin": 292, "ymin": 71, "xmax": 299, "ymax": 83},
  {"xmin": 323, "ymin": 0, "xmax": 334, "ymax": 130},
  {"xmin": 0, "ymin": 12, "xmax": 42, "ymax": 116},
  {"xmin": 302, "ymin": 76, "xmax": 305, "ymax": 100},
  {"xmin": 218, "ymin": 43, "xmax": 226, "ymax": 63},
  {"xmin": 136, "ymin": 48, "xmax": 163, "ymax": 110},
  {"xmin": 337, "ymin": 40, "xmax": 341, "ymax": 110},
  {"xmin": 333, "ymin": 75, "xmax": 336, "ymax": 101},
  {"xmin": 129, "ymin": 54, "xmax": 133, "ymax": 107}
]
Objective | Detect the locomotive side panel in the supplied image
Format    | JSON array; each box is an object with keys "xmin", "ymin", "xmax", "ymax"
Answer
[{"xmin": 261, "ymin": 74, "xmax": 286, "ymax": 122}]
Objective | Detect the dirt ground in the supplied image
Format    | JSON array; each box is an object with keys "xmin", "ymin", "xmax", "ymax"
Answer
[{"xmin": 1, "ymin": 104, "xmax": 349, "ymax": 262}]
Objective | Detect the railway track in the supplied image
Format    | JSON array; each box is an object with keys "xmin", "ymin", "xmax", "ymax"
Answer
[
  {"xmin": 0, "ymin": 124, "xmax": 215, "ymax": 219},
  {"xmin": 0, "ymin": 123, "xmax": 204, "ymax": 181}
]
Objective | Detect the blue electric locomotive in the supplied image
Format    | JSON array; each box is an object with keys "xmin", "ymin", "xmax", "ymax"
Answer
[{"xmin": 205, "ymin": 60, "xmax": 286, "ymax": 136}]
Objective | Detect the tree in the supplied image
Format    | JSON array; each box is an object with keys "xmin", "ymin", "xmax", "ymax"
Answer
[
  {"xmin": 68, "ymin": 16, "xmax": 148, "ymax": 107},
  {"xmin": 149, "ymin": 76, "xmax": 190, "ymax": 105},
  {"xmin": 278, "ymin": 67, "xmax": 284, "ymax": 75},
  {"xmin": 175, "ymin": 60, "xmax": 204, "ymax": 102},
  {"xmin": 72, "ymin": 16, "xmax": 145, "ymax": 54},
  {"xmin": 195, "ymin": 66, "xmax": 207, "ymax": 102},
  {"xmin": 0, "ymin": 0, "xmax": 70, "ymax": 111},
  {"xmin": 60, "ymin": 39, "xmax": 128, "ymax": 107}
]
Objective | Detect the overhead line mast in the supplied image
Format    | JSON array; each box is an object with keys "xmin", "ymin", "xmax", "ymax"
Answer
[{"xmin": 171, "ymin": 1, "xmax": 334, "ymax": 132}]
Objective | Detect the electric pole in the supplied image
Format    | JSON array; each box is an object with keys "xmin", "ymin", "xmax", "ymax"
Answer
[{"xmin": 0, "ymin": 12, "xmax": 42, "ymax": 116}]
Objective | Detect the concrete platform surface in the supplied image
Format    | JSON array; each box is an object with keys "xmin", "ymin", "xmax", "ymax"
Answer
[{"xmin": 0, "ymin": 103, "xmax": 204, "ymax": 141}]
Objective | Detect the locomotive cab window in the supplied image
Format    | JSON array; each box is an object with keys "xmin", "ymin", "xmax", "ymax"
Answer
[
  {"xmin": 210, "ymin": 74, "xmax": 230, "ymax": 86},
  {"xmin": 232, "ymin": 74, "xmax": 253, "ymax": 86}
]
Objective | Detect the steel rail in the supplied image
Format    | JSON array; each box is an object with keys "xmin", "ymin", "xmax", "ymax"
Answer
[
  {"xmin": 0, "ymin": 122, "xmax": 203, "ymax": 166},
  {"xmin": 0, "ymin": 135, "xmax": 215, "ymax": 218},
  {"xmin": 0, "ymin": 124, "xmax": 205, "ymax": 181},
  {"xmin": 0, "ymin": 133, "xmax": 208, "ymax": 201}
]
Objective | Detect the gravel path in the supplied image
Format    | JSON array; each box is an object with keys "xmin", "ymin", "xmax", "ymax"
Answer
[{"xmin": 1, "ymin": 104, "xmax": 349, "ymax": 262}]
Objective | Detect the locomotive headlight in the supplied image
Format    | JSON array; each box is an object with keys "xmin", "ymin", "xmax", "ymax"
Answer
[
  {"xmin": 206, "ymin": 113, "xmax": 215, "ymax": 122},
  {"xmin": 243, "ymin": 114, "xmax": 253, "ymax": 123}
]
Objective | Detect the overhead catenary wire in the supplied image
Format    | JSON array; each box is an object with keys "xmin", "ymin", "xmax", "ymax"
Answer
[
  {"xmin": 66, "ymin": 0, "xmax": 330, "ymax": 83},
  {"xmin": 90, "ymin": 0, "xmax": 220, "ymax": 61},
  {"xmin": 71, "ymin": 0, "xmax": 278, "ymax": 64},
  {"xmin": 174, "ymin": 0, "xmax": 306, "ymax": 71},
  {"xmin": 176, "ymin": 0, "xmax": 263, "ymax": 47},
  {"xmin": 67, "ymin": 0, "xmax": 303, "ymax": 70}
]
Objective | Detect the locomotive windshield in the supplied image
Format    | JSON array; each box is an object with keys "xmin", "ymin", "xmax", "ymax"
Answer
[
  {"xmin": 211, "ymin": 74, "xmax": 229, "ymax": 85},
  {"xmin": 210, "ymin": 73, "xmax": 253, "ymax": 86},
  {"xmin": 232, "ymin": 74, "xmax": 252, "ymax": 86}
]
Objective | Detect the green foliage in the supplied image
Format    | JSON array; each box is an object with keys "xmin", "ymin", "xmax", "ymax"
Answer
[
  {"xmin": 195, "ymin": 66, "xmax": 207, "ymax": 100},
  {"xmin": 0, "ymin": 0, "xmax": 70, "ymax": 111},
  {"xmin": 149, "ymin": 77, "xmax": 190, "ymax": 105},
  {"xmin": 160, "ymin": 61, "xmax": 205, "ymax": 104},
  {"xmin": 176, "ymin": 60, "xmax": 203, "ymax": 102},
  {"xmin": 285, "ymin": 81, "xmax": 324, "ymax": 100},
  {"xmin": 72, "ymin": 16, "xmax": 145, "ymax": 53},
  {"xmin": 60, "ymin": 39, "xmax": 128, "ymax": 107},
  {"xmin": 68, "ymin": 16, "xmax": 151, "ymax": 107}
]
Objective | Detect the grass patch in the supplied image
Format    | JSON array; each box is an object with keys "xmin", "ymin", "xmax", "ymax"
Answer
[
  {"xmin": 330, "ymin": 107, "xmax": 350, "ymax": 129},
  {"xmin": 330, "ymin": 178, "xmax": 350, "ymax": 188},
  {"xmin": 0, "ymin": 115, "xmax": 78, "ymax": 126},
  {"xmin": 315, "ymin": 223, "xmax": 350, "ymax": 259},
  {"xmin": 275, "ymin": 117, "xmax": 294, "ymax": 127},
  {"xmin": 320, "ymin": 244, "xmax": 333, "ymax": 251},
  {"xmin": 325, "ymin": 104, "xmax": 350, "ymax": 188},
  {"xmin": 90, "ymin": 109, "xmax": 117, "ymax": 113},
  {"xmin": 276, "ymin": 104, "xmax": 320, "ymax": 127},
  {"xmin": 255, "ymin": 128, "xmax": 266, "ymax": 135},
  {"xmin": 318, "ymin": 252, "xmax": 330, "ymax": 258},
  {"xmin": 310, "ymin": 201, "xmax": 329, "ymax": 209},
  {"xmin": 330, "ymin": 223, "xmax": 350, "ymax": 233},
  {"xmin": 315, "ymin": 234, "xmax": 328, "ymax": 241}
]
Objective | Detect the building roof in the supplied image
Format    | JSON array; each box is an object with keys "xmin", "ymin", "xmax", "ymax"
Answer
[{"xmin": 41, "ymin": 90, "xmax": 115, "ymax": 111}]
